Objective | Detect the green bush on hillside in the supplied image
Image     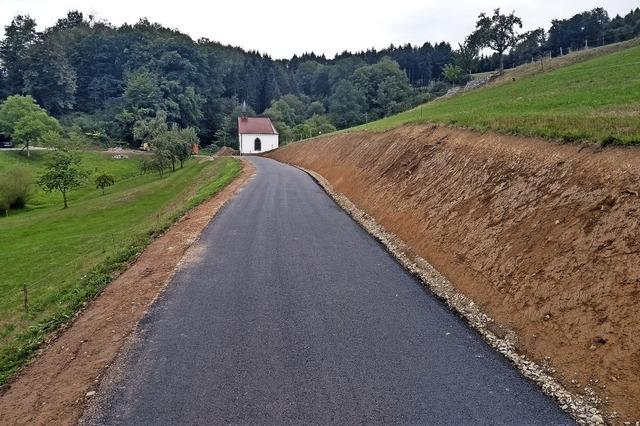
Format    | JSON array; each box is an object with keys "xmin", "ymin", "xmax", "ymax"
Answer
[{"xmin": 0, "ymin": 166, "xmax": 35, "ymax": 215}]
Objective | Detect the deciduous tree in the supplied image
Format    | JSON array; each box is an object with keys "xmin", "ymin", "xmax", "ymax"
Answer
[
  {"xmin": 469, "ymin": 9, "xmax": 523, "ymax": 72},
  {"xmin": 442, "ymin": 64, "xmax": 463, "ymax": 87},
  {"xmin": 0, "ymin": 15, "xmax": 38, "ymax": 94},
  {"xmin": 22, "ymin": 40, "xmax": 77, "ymax": 114},
  {"xmin": 351, "ymin": 58, "xmax": 412, "ymax": 119},
  {"xmin": 454, "ymin": 39, "xmax": 479, "ymax": 75},
  {"xmin": 0, "ymin": 95, "xmax": 62, "ymax": 157},
  {"xmin": 38, "ymin": 149, "xmax": 88, "ymax": 208},
  {"xmin": 95, "ymin": 173, "xmax": 115, "ymax": 195},
  {"xmin": 175, "ymin": 127, "xmax": 198, "ymax": 168},
  {"xmin": 328, "ymin": 80, "xmax": 366, "ymax": 128}
]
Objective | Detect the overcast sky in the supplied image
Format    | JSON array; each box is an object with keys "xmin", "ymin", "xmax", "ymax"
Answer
[{"xmin": 0, "ymin": 0, "xmax": 638, "ymax": 58}]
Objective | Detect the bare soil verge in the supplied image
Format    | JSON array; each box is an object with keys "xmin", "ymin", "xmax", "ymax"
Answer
[
  {"xmin": 0, "ymin": 159, "xmax": 255, "ymax": 426},
  {"xmin": 215, "ymin": 146, "xmax": 238, "ymax": 156},
  {"xmin": 268, "ymin": 126, "xmax": 640, "ymax": 423}
]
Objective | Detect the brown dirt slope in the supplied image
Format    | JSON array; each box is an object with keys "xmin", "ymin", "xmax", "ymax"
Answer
[
  {"xmin": 0, "ymin": 160, "xmax": 255, "ymax": 426},
  {"xmin": 216, "ymin": 146, "xmax": 238, "ymax": 156},
  {"xmin": 268, "ymin": 126, "xmax": 640, "ymax": 422}
]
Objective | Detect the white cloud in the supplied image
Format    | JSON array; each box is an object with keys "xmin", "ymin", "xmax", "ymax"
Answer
[{"xmin": 0, "ymin": 0, "xmax": 637, "ymax": 58}]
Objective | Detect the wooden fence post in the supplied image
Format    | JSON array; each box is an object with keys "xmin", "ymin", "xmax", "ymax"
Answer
[{"xmin": 23, "ymin": 284, "xmax": 28, "ymax": 312}]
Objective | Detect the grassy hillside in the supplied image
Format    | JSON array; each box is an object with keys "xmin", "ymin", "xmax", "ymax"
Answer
[
  {"xmin": 0, "ymin": 151, "xmax": 241, "ymax": 383},
  {"xmin": 352, "ymin": 44, "xmax": 640, "ymax": 144}
]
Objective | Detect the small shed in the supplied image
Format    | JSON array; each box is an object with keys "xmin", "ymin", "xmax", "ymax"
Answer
[{"xmin": 237, "ymin": 116, "xmax": 279, "ymax": 155}]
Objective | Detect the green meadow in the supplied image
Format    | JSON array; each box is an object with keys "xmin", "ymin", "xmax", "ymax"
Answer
[
  {"xmin": 353, "ymin": 44, "xmax": 640, "ymax": 144},
  {"xmin": 0, "ymin": 150, "xmax": 241, "ymax": 383}
]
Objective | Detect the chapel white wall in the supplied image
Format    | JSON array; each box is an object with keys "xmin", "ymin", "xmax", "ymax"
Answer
[{"xmin": 239, "ymin": 133, "xmax": 279, "ymax": 154}]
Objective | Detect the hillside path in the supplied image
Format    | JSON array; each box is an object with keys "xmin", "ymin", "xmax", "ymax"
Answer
[{"xmin": 83, "ymin": 157, "xmax": 572, "ymax": 425}]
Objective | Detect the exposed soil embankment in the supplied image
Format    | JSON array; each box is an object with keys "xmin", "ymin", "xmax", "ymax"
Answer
[{"xmin": 268, "ymin": 126, "xmax": 640, "ymax": 421}]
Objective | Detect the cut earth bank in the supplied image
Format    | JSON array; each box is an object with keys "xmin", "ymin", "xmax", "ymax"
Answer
[{"xmin": 267, "ymin": 125, "xmax": 640, "ymax": 423}]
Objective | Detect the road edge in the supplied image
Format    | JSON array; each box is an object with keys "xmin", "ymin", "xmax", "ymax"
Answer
[{"xmin": 295, "ymin": 164, "xmax": 605, "ymax": 426}]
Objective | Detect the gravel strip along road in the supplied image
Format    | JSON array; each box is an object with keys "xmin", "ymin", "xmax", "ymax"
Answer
[{"xmin": 82, "ymin": 157, "xmax": 572, "ymax": 425}]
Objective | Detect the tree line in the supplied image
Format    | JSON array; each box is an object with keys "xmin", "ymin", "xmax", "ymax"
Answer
[
  {"xmin": 0, "ymin": 6, "xmax": 638, "ymax": 148},
  {"xmin": 474, "ymin": 7, "xmax": 640, "ymax": 72}
]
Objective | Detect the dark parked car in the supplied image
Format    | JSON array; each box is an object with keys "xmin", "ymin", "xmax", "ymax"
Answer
[{"xmin": 0, "ymin": 136, "xmax": 13, "ymax": 148}]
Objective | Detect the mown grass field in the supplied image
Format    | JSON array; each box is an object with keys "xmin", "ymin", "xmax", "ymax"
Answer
[
  {"xmin": 352, "ymin": 44, "xmax": 640, "ymax": 144},
  {"xmin": 0, "ymin": 150, "xmax": 241, "ymax": 383}
]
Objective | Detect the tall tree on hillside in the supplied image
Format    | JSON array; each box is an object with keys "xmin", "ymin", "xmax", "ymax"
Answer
[
  {"xmin": 351, "ymin": 58, "xmax": 412, "ymax": 120},
  {"xmin": 0, "ymin": 72, "xmax": 7, "ymax": 100},
  {"xmin": 328, "ymin": 57, "xmax": 367, "ymax": 87},
  {"xmin": 547, "ymin": 8, "xmax": 610, "ymax": 53},
  {"xmin": 123, "ymin": 70, "xmax": 163, "ymax": 113},
  {"xmin": 295, "ymin": 61, "xmax": 321, "ymax": 95},
  {"xmin": 0, "ymin": 15, "xmax": 38, "ymax": 94},
  {"xmin": 511, "ymin": 28, "xmax": 546, "ymax": 65},
  {"xmin": 261, "ymin": 67, "xmax": 281, "ymax": 110},
  {"xmin": 469, "ymin": 8, "xmax": 523, "ymax": 72},
  {"xmin": 604, "ymin": 8, "xmax": 640, "ymax": 43},
  {"xmin": 454, "ymin": 39, "xmax": 479, "ymax": 75},
  {"xmin": 22, "ymin": 40, "xmax": 77, "ymax": 114},
  {"xmin": 115, "ymin": 70, "xmax": 163, "ymax": 141},
  {"xmin": 69, "ymin": 30, "xmax": 125, "ymax": 111},
  {"xmin": 264, "ymin": 99, "xmax": 298, "ymax": 128},
  {"xmin": 133, "ymin": 110, "xmax": 169, "ymax": 145},
  {"xmin": 52, "ymin": 10, "xmax": 86, "ymax": 31},
  {"xmin": 328, "ymin": 80, "xmax": 366, "ymax": 128},
  {"xmin": 306, "ymin": 101, "xmax": 325, "ymax": 117}
]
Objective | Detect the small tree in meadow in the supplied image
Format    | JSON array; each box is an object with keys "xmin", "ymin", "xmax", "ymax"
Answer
[
  {"xmin": 149, "ymin": 135, "xmax": 173, "ymax": 175},
  {"xmin": 38, "ymin": 149, "xmax": 88, "ymax": 208},
  {"xmin": 175, "ymin": 127, "xmax": 198, "ymax": 168},
  {"xmin": 95, "ymin": 173, "xmax": 115, "ymax": 195},
  {"xmin": 442, "ymin": 64, "xmax": 464, "ymax": 87}
]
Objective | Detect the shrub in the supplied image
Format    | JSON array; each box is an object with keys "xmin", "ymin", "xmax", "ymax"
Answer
[
  {"xmin": 0, "ymin": 190, "xmax": 9, "ymax": 215},
  {"xmin": 139, "ymin": 158, "xmax": 153, "ymax": 175},
  {"xmin": 95, "ymin": 173, "xmax": 115, "ymax": 195},
  {"xmin": 0, "ymin": 167, "xmax": 34, "ymax": 215},
  {"xmin": 600, "ymin": 135, "xmax": 622, "ymax": 147},
  {"xmin": 427, "ymin": 80, "xmax": 451, "ymax": 97}
]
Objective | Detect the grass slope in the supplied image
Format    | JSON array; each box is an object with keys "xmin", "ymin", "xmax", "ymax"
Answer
[
  {"xmin": 353, "ymin": 43, "xmax": 640, "ymax": 144},
  {"xmin": 0, "ymin": 151, "xmax": 241, "ymax": 383}
]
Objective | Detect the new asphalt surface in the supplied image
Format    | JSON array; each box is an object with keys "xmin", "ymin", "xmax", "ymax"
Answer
[{"xmin": 83, "ymin": 157, "xmax": 572, "ymax": 425}]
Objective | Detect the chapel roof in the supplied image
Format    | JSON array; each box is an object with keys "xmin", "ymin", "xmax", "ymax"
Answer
[{"xmin": 238, "ymin": 116, "xmax": 278, "ymax": 135}]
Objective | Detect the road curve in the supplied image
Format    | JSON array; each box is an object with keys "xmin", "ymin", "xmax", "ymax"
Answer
[{"xmin": 83, "ymin": 157, "xmax": 572, "ymax": 425}]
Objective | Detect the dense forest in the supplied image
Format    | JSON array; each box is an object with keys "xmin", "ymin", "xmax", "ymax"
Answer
[{"xmin": 0, "ymin": 6, "xmax": 639, "ymax": 148}]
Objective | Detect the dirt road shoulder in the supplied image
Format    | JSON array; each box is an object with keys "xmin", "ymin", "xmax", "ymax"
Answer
[{"xmin": 0, "ymin": 158, "xmax": 255, "ymax": 426}]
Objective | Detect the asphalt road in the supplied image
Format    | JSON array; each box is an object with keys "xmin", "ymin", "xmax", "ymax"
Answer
[{"xmin": 84, "ymin": 157, "xmax": 572, "ymax": 425}]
